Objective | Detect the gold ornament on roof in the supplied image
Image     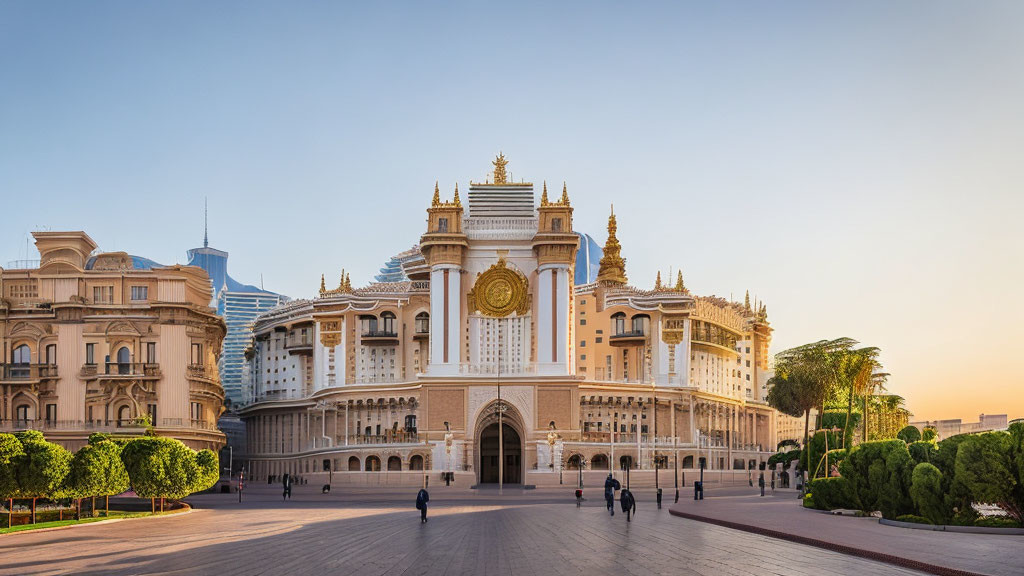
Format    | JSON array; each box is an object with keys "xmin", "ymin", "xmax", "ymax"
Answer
[
  {"xmin": 492, "ymin": 152, "xmax": 508, "ymax": 184},
  {"xmin": 654, "ymin": 271, "xmax": 663, "ymax": 291},
  {"xmin": 560, "ymin": 182, "xmax": 570, "ymax": 206},
  {"xmin": 319, "ymin": 269, "xmax": 354, "ymax": 297},
  {"xmin": 319, "ymin": 274, "xmax": 327, "ymax": 295},
  {"xmin": 541, "ymin": 181, "xmax": 549, "ymax": 205},
  {"xmin": 597, "ymin": 205, "xmax": 627, "ymax": 285},
  {"xmin": 674, "ymin": 270, "xmax": 688, "ymax": 293},
  {"xmin": 467, "ymin": 257, "xmax": 530, "ymax": 317},
  {"xmin": 432, "ymin": 182, "xmax": 441, "ymax": 207},
  {"xmin": 453, "ymin": 183, "xmax": 461, "ymax": 207}
]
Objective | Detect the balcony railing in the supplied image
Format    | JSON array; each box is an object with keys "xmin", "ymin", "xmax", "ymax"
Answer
[
  {"xmin": 0, "ymin": 418, "xmax": 219, "ymax": 433},
  {"xmin": 284, "ymin": 336, "xmax": 314, "ymax": 350},
  {"xmin": 0, "ymin": 364, "xmax": 58, "ymax": 380},
  {"xmin": 360, "ymin": 330, "xmax": 399, "ymax": 344},
  {"xmin": 186, "ymin": 364, "xmax": 216, "ymax": 380},
  {"xmin": 609, "ymin": 330, "xmax": 647, "ymax": 345},
  {"xmin": 191, "ymin": 419, "xmax": 215, "ymax": 430},
  {"xmin": 81, "ymin": 363, "xmax": 161, "ymax": 378},
  {"xmin": 348, "ymin": 432, "xmax": 421, "ymax": 445}
]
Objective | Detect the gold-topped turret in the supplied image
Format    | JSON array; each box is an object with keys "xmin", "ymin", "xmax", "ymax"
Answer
[
  {"xmin": 541, "ymin": 181, "xmax": 549, "ymax": 205},
  {"xmin": 493, "ymin": 152, "xmax": 508, "ymax": 184},
  {"xmin": 674, "ymin": 270, "xmax": 688, "ymax": 293},
  {"xmin": 597, "ymin": 205, "xmax": 627, "ymax": 285},
  {"xmin": 319, "ymin": 274, "xmax": 326, "ymax": 295},
  {"xmin": 560, "ymin": 182, "xmax": 570, "ymax": 206},
  {"xmin": 432, "ymin": 182, "xmax": 440, "ymax": 207},
  {"xmin": 319, "ymin": 269, "xmax": 354, "ymax": 297},
  {"xmin": 533, "ymin": 179, "xmax": 576, "ymax": 266},
  {"xmin": 654, "ymin": 271, "xmax": 663, "ymax": 291},
  {"xmin": 421, "ymin": 181, "xmax": 468, "ymax": 267},
  {"xmin": 453, "ymin": 183, "xmax": 461, "ymax": 207}
]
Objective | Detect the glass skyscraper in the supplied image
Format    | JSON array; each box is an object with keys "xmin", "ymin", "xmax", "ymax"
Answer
[{"xmin": 187, "ymin": 235, "xmax": 287, "ymax": 407}]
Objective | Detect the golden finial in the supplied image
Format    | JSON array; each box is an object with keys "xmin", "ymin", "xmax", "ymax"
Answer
[
  {"xmin": 345, "ymin": 273, "xmax": 352, "ymax": 291},
  {"xmin": 654, "ymin": 271, "xmax": 663, "ymax": 290},
  {"xmin": 320, "ymin": 274, "xmax": 326, "ymax": 295},
  {"xmin": 675, "ymin": 270, "xmax": 686, "ymax": 293},
  {"xmin": 338, "ymin": 269, "xmax": 346, "ymax": 290},
  {"xmin": 744, "ymin": 290, "xmax": 751, "ymax": 312},
  {"xmin": 492, "ymin": 152, "xmax": 508, "ymax": 185},
  {"xmin": 597, "ymin": 205, "xmax": 627, "ymax": 285},
  {"xmin": 432, "ymin": 182, "xmax": 440, "ymax": 207},
  {"xmin": 453, "ymin": 182, "xmax": 461, "ymax": 207},
  {"xmin": 541, "ymin": 181, "xmax": 548, "ymax": 205},
  {"xmin": 560, "ymin": 182, "xmax": 570, "ymax": 206}
]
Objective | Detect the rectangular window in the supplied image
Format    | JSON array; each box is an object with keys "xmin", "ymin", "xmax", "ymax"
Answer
[
  {"xmin": 191, "ymin": 402, "xmax": 203, "ymax": 421},
  {"xmin": 148, "ymin": 404, "xmax": 157, "ymax": 424},
  {"xmin": 93, "ymin": 286, "xmax": 114, "ymax": 304},
  {"xmin": 580, "ymin": 354, "xmax": 587, "ymax": 361},
  {"xmin": 130, "ymin": 286, "xmax": 148, "ymax": 301},
  {"xmin": 45, "ymin": 344, "xmax": 56, "ymax": 364},
  {"xmin": 595, "ymin": 337, "xmax": 603, "ymax": 344},
  {"xmin": 45, "ymin": 404, "xmax": 57, "ymax": 423},
  {"xmin": 580, "ymin": 318, "xmax": 587, "ymax": 326},
  {"xmin": 437, "ymin": 218, "xmax": 449, "ymax": 233},
  {"xmin": 580, "ymin": 340, "xmax": 586, "ymax": 347},
  {"xmin": 146, "ymin": 342, "xmax": 157, "ymax": 363},
  {"xmin": 191, "ymin": 343, "xmax": 202, "ymax": 364},
  {"xmin": 551, "ymin": 217, "xmax": 562, "ymax": 232},
  {"xmin": 86, "ymin": 343, "xmax": 95, "ymax": 365}
]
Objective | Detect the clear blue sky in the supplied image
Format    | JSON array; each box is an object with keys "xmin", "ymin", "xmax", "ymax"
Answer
[{"xmin": 2, "ymin": 1, "xmax": 1022, "ymax": 422}]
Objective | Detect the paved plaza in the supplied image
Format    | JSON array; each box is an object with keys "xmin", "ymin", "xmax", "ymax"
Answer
[{"xmin": 0, "ymin": 484, "xmax": 932, "ymax": 576}]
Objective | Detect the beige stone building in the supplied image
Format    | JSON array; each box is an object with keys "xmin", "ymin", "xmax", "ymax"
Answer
[
  {"xmin": 241, "ymin": 155, "xmax": 789, "ymax": 486},
  {"xmin": 0, "ymin": 231, "xmax": 227, "ymax": 451}
]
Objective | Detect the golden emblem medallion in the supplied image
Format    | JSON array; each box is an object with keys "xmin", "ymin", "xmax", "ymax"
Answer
[{"xmin": 468, "ymin": 258, "xmax": 530, "ymax": 317}]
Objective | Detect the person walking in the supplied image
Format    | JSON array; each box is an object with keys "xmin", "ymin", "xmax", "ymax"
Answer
[
  {"xmin": 604, "ymin": 474, "xmax": 620, "ymax": 516},
  {"xmin": 619, "ymin": 488, "xmax": 636, "ymax": 522},
  {"xmin": 770, "ymin": 471, "xmax": 776, "ymax": 494},
  {"xmin": 758, "ymin": 472, "xmax": 765, "ymax": 497},
  {"xmin": 416, "ymin": 487, "xmax": 430, "ymax": 523},
  {"xmin": 282, "ymin": 473, "xmax": 292, "ymax": 500}
]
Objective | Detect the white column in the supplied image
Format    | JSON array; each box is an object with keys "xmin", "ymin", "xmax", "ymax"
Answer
[
  {"xmin": 429, "ymin": 265, "xmax": 461, "ymax": 375},
  {"xmin": 537, "ymin": 263, "xmax": 569, "ymax": 376}
]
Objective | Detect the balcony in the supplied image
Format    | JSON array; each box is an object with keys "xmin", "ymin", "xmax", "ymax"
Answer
[
  {"xmin": 0, "ymin": 364, "xmax": 58, "ymax": 382},
  {"xmin": 609, "ymin": 330, "xmax": 647, "ymax": 346},
  {"xmin": 81, "ymin": 363, "xmax": 161, "ymax": 379},
  {"xmin": 360, "ymin": 330, "xmax": 399, "ymax": 345},
  {"xmin": 348, "ymin": 431, "xmax": 421, "ymax": 445},
  {"xmin": 412, "ymin": 329, "xmax": 429, "ymax": 341},
  {"xmin": 284, "ymin": 335, "xmax": 314, "ymax": 355}
]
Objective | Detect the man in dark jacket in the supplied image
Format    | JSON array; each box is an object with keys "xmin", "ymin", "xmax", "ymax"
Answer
[
  {"xmin": 416, "ymin": 488, "xmax": 430, "ymax": 523},
  {"xmin": 620, "ymin": 488, "xmax": 636, "ymax": 522},
  {"xmin": 604, "ymin": 474, "xmax": 620, "ymax": 516},
  {"xmin": 282, "ymin": 474, "xmax": 292, "ymax": 500},
  {"xmin": 758, "ymin": 472, "xmax": 765, "ymax": 497}
]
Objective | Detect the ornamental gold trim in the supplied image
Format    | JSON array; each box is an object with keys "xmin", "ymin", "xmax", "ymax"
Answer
[{"xmin": 467, "ymin": 257, "xmax": 530, "ymax": 317}]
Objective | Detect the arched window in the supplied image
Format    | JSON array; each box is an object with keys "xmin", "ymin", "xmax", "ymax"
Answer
[
  {"xmin": 620, "ymin": 455, "xmax": 633, "ymax": 470},
  {"xmin": 360, "ymin": 315, "xmax": 378, "ymax": 334},
  {"xmin": 117, "ymin": 405, "xmax": 131, "ymax": 426},
  {"xmin": 610, "ymin": 313, "xmax": 626, "ymax": 335},
  {"xmin": 387, "ymin": 456, "xmax": 402, "ymax": 471},
  {"xmin": 365, "ymin": 455, "xmax": 381, "ymax": 472},
  {"xmin": 630, "ymin": 314, "xmax": 649, "ymax": 334},
  {"xmin": 682, "ymin": 455, "xmax": 694, "ymax": 469},
  {"xmin": 348, "ymin": 456, "xmax": 361, "ymax": 471},
  {"xmin": 409, "ymin": 454, "xmax": 424, "ymax": 470},
  {"xmin": 566, "ymin": 454, "xmax": 581, "ymax": 470},
  {"xmin": 380, "ymin": 312, "xmax": 396, "ymax": 334},
  {"xmin": 15, "ymin": 404, "xmax": 29, "ymax": 422},
  {"xmin": 591, "ymin": 454, "xmax": 609, "ymax": 470},
  {"xmin": 117, "ymin": 347, "xmax": 131, "ymax": 375},
  {"xmin": 12, "ymin": 345, "xmax": 30, "ymax": 364},
  {"xmin": 414, "ymin": 312, "xmax": 429, "ymax": 334}
]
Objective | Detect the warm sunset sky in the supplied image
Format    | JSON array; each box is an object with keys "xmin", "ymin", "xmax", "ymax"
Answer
[{"xmin": 1, "ymin": 2, "xmax": 1021, "ymax": 422}]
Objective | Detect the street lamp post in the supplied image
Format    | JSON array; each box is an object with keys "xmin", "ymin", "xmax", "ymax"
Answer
[{"xmin": 497, "ymin": 318, "xmax": 504, "ymax": 495}]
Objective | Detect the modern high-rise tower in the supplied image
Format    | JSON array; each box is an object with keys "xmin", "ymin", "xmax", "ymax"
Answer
[{"xmin": 186, "ymin": 217, "xmax": 287, "ymax": 407}]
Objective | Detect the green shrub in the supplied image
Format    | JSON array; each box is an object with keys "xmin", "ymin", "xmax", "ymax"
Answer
[
  {"xmin": 12, "ymin": 436, "xmax": 72, "ymax": 500},
  {"xmin": 895, "ymin": 514, "xmax": 933, "ymax": 524},
  {"xmin": 909, "ymin": 441, "xmax": 937, "ymax": 465},
  {"xmin": 121, "ymin": 437, "xmax": 204, "ymax": 501},
  {"xmin": 777, "ymin": 439, "xmax": 799, "ymax": 451},
  {"xmin": 952, "ymin": 431, "xmax": 1020, "ymax": 523},
  {"xmin": 973, "ymin": 516, "xmax": 1022, "ymax": 528},
  {"xmin": 934, "ymin": 433, "xmax": 972, "ymax": 514},
  {"xmin": 192, "ymin": 450, "xmax": 219, "ymax": 493},
  {"xmin": 910, "ymin": 463, "xmax": 948, "ymax": 525},
  {"xmin": 951, "ymin": 506, "xmax": 979, "ymax": 526},
  {"xmin": 809, "ymin": 477, "xmax": 856, "ymax": 510},
  {"xmin": 838, "ymin": 439, "xmax": 914, "ymax": 519},
  {"xmin": 897, "ymin": 426, "xmax": 921, "ymax": 444},
  {"xmin": 921, "ymin": 427, "xmax": 937, "ymax": 442}
]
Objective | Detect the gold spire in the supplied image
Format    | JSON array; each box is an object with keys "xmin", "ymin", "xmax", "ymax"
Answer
[
  {"xmin": 654, "ymin": 270, "xmax": 663, "ymax": 290},
  {"xmin": 541, "ymin": 181, "xmax": 549, "ymax": 206},
  {"xmin": 560, "ymin": 182, "xmax": 570, "ymax": 206},
  {"xmin": 432, "ymin": 182, "xmax": 440, "ymax": 207},
  {"xmin": 597, "ymin": 204, "xmax": 627, "ymax": 285},
  {"xmin": 338, "ymin": 269, "xmax": 346, "ymax": 291},
  {"xmin": 319, "ymin": 274, "xmax": 326, "ymax": 295},
  {"xmin": 744, "ymin": 290, "xmax": 751, "ymax": 312},
  {"xmin": 674, "ymin": 270, "xmax": 687, "ymax": 293},
  {"xmin": 492, "ymin": 152, "xmax": 508, "ymax": 184},
  {"xmin": 344, "ymin": 272, "xmax": 352, "ymax": 291},
  {"xmin": 453, "ymin": 183, "xmax": 461, "ymax": 207}
]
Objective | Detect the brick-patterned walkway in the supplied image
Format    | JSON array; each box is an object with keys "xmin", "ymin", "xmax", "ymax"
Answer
[{"xmin": 0, "ymin": 485, "xmax": 927, "ymax": 576}]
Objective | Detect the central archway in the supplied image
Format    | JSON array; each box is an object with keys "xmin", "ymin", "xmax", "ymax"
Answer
[{"xmin": 478, "ymin": 422, "xmax": 521, "ymax": 484}]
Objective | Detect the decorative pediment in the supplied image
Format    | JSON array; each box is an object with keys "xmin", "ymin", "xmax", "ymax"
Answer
[
  {"xmin": 91, "ymin": 252, "xmax": 133, "ymax": 271},
  {"xmin": 10, "ymin": 322, "xmax": 46, "ymax": 339},
  {"xmin": 106, "ymin": 321, "xmax": 141, "ymax": 337}
]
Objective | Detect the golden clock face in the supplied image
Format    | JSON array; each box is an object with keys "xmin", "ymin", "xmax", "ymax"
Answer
[{"xmin": 469, "ymin": 258, "xmax": 529, "ymax": 317}]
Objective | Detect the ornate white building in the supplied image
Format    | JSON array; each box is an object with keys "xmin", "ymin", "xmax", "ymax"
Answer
[{"xmin": 240, "ymin": 155, "xmax": 788, "ymax": 485}]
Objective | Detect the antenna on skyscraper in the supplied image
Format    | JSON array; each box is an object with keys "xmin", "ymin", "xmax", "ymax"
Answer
[
  {"xmin": 203, "ymin": 197, "xmax": 209, "ymax": 248},
  {"xmin": 261, "ymin": 274, "xmax": 264, "ymax": 290}
]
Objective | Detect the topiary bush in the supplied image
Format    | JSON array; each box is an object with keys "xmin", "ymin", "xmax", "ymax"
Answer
[
  {"xmin": 910, "ymin": 462, "xmax": 948, "ymax": 525},
  {"xmin": 952, "ymin": 431, "xmax": 1020, "ymax": 523},
  {"xmin": 809, "ymin": 477, "xmax": 856, "ymax": 510},
  {"xmin": 909, "ymin": 441, "xmax": 937, "ymax": 465},
  {"xmin": 803, "ymin": 493, "xmax": 816, "ymax": 509},
  {"xmin": 121, "ymin": 437, "xmax": 207, "ymax": 503},
  {"xmin": 897, "ymin": 426, "xmax": 922, "ymax": 444},
  {"xmin": 921, "ymin": 427, "xmax": 937, "ymax": 442},
  {"xmin": 838, "ymin": 439, "xmax": 914, "ymax": 519}
]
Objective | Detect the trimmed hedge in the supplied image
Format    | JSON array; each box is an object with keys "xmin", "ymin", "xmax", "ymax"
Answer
[
  {"xmin": 894, "ymin": 514, "xmax": 933, "ymax": 525},
  {"xmin": 910, "ymin": 463, "xmax": 947, "ymax": 525},
  {"xmin": 809, "ymin": 477, "xmax": 856, "ymax": 510},
  {"xmin": 897, "ymin": 426, "xmax": 921, "ymax": 444},
  {"xmin": 838, "ymin": 439, "xmax": 914, "ymax": 519},
  {"xmin": 974, "ymin": 516, "xmax": 1022, "ymax": 528},
  {"xmin": 908, "ymin": 441, "xmax": 937, "ymax": 465}
]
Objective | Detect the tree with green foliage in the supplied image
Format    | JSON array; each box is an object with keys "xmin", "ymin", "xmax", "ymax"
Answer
[
  {"xmin": 11, "ymin": 433, "xmax": 72, "ymax": 523},
  {"xmin": 1009, "ymin": 423, "xmax": 1024, "ymax": 523},
  {"xmin": 838, "ymin": 346, "xmax": 886, "ymax": 450},
  {"xmin": 0, "ymin": 434, "xmax": 25, "ymax": 527},
  {"xmin": 121, "ymin": 437, "xmax": 215, "ymax": 512},
  {"xmin": 66, "ymin": 440, "xmax": 129, "ymax": 517},
  {"xmin": 953, "ymin": 431, "xmax": 1020, "ymax": 522},
  {"xmin": 897, "ymin": 425, "xmax": 922, "ymax": 444},
  {"xmin": 910, "ymin": 463, "xmax": 947, "ymax": 525},
  {"xmin": 921, "ymin": 427, "xmax": 937, "ymax": 442},
  {"xmin": 838, "ymin": 439, "xmax": 914, "ymax": 519},
  {"xmin": 809, "ymin": 476, "xmax": 856, "ymax": 510},
  {"xmin": 193, "ymin": 450, "xmax": 219, "ymax": 494}
]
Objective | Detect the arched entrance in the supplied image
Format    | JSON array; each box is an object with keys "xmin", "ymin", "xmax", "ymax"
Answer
[{"xmin": 479, "ymin": 422, "xmax": 521, "ymax": 484}]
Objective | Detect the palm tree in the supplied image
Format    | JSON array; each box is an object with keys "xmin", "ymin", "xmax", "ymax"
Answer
[
  {"xmin": 862, "ymin": 371, "xmax": 890, "ymax": 442},
  {"xmin": 840, "ymin": 346, "xmax": 884, "ymax": 450}
]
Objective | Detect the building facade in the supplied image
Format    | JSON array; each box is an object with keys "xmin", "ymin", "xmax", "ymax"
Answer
[
  {"xmin": 0, "ymin": 231, "xmax": 227, "ymax": 451},
  {"xmin": 241, "ymin": 156, "xmax": 784, "ymax": 485},
  {"xmin": 911, "ymin": 414, "xmax": 1009, "ymax": 440}
]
